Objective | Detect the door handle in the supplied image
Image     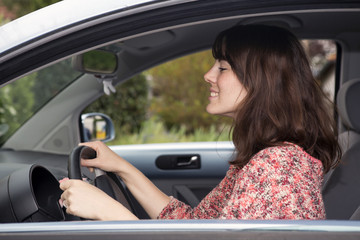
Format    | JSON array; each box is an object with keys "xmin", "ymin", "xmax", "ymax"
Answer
[
  {"xmin": 156, "ymin": 154, "xmax": 201, "ymax": 170},
  {"xmin": 176, "ymin": 156, "xmax": 199, "ymax": 166}
]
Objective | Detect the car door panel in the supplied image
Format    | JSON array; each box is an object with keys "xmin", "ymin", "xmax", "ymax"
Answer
[
  {"xmin": 110, "ymin": 141, "xmax": 234, "ymax": 216},
  {"xmin": 110, "ymin": 142, "xmax": 234, "ymax": 178}
]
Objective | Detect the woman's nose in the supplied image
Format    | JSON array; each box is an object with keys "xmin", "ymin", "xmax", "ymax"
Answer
[{"xmin": 204, "ymin": 68, "xmax": 215, "ymax": 84}]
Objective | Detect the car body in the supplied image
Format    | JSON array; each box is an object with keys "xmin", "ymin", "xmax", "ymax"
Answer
[{"xmin": 0, "ymin": 0, "xmax": 360, "ymax": 239}]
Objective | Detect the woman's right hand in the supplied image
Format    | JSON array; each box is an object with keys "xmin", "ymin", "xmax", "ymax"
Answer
[
  {"xmin": 79, "ymin": 141, "xmax": 126, "ymax": 175},
  {"xmin": 80, "ymin": 141, "xmax": 171, "ymax": 219}
]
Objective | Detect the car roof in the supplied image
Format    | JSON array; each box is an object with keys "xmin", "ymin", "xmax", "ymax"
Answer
[{"xmin": 0, "ymin": 0, "xmax": 156, "ymax": 53}]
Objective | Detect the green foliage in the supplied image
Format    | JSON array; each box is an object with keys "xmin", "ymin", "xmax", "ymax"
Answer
[
  {"xmin": 109, "ymin": 117, "xmax": 231, "ymax": 145},
  {"xmin": 84, "ymin": 74, "xmax": 149, "ymax": 135},
  {"xmin": 148, "ymin": 50, "xmax": 231, "ymax": 133},
  {"xmin": 32, "ymin": 59, "xmax": 80, "ymax": 107},
  {"xmin": 0, "ymin": 74, "xmax": 36, "ymax": 143},
  {"xmin": 82, "ymin": 50, "xmax": 117, "ymax": 73},
  {"xmin": 1, "ymin": 0, "xmax": 61, "ymax": 17}
]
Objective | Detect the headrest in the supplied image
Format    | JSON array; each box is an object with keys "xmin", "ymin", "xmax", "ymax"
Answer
[{"xmin": 337, "ymin": 78, "xmax": 360, "ymax": 132}]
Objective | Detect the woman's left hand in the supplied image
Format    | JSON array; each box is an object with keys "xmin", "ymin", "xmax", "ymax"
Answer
[{"xmin": 59, "ymin": 179, "xmax": 138, "ymax": 220}]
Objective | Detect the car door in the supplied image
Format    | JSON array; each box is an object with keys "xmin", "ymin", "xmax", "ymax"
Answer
[{"xmin": 110, "ymin": 142, "xmax": 233, "ymax": 218}]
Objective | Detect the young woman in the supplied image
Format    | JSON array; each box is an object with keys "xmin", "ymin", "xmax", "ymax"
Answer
[{"xmin": 60, "ymin": 25, "xmax": 341, "ymax": 220}]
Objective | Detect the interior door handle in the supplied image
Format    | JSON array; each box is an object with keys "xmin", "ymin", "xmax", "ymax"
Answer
[
  {"xmin": 176, "ymin": 156, "xmax": 199, "ymax": 166},
  {"xmin": 156, "ymin": 154, "xmax": 201, "ymax": 170}
]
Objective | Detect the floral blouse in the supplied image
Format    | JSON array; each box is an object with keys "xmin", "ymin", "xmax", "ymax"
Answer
[{"xmin": 158, "ymin": 143, "xmax": 325, "ymax": 220}]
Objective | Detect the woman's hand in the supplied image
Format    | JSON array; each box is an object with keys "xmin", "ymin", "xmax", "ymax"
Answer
[
  {"xmin": 79, "ymin": 141, "xmax": 126, "ymax": 174},
  {"xmin": 78, "ymin": 141, "xmax": 171, "ymax": 219},
  {"xmin": 59, "ymin": 179, "xmax": 138, "ymax": 220}
]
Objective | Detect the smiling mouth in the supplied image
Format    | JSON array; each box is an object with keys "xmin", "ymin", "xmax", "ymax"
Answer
[{"xmin": 210, "ymin": 92, "xmax": 218, "ymax": 97}]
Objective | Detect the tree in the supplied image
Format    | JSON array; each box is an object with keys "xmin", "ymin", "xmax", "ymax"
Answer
[
  {"xmin": 0, "ymin": 74, "xmax": 36, "ymax": 144},
  {"xmin": 148, "ymin": 50, "xmax": 231, "ymax": 133},
  {"xmin": 32, "ymin": 59, "xmax": 80, "ymax": 109}
]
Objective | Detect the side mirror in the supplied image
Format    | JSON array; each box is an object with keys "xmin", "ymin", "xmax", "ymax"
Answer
[
  {"xmin": 81, "ymin": 113, "xmax": 115, "ymax": 143},
  {"xmin": 72, "ymin": 49, "xmax": 118, "ymax": 75}
]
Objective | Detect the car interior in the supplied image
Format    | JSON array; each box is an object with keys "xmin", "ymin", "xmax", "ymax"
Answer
[{"xmin": 0, "ymin": 2, "xmax": 360, "ymax": 223}]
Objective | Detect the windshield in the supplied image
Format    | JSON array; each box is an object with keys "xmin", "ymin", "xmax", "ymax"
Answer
[{"xmin": 0, "ymin": 58, "xmax": 82, "ymax": 146}]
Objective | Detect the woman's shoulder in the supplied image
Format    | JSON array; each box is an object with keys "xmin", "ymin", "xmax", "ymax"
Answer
[
  {"xmin": 254, "ymin": 142, "xmax": 317, "ymax": 160},
  {"xmin": 247, "ymin": 142, "xmax": 323, "ymax": 174}
]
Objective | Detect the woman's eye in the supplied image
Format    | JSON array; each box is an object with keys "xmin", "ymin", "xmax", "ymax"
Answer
[{"xmin": 219, "ymin": 67, "xmax": 227, "ymax": 72}]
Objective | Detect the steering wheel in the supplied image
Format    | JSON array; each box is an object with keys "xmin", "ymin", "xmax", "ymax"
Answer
[{"xmin": 68, "ymin": 145, "xmax": 136, "ymax": 216}]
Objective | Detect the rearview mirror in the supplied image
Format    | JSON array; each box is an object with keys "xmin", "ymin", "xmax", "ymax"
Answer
[
  {"xmin": 81, "ymin": 113, "xmax": 115, "ymax": 142},
  {"xmin": 72, "ymin": 49, "xmax": 118, "ymax": 75}
]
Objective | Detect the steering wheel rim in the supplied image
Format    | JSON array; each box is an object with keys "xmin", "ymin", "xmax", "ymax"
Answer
[{"xmin": 68, "ymin": 145, "xmax": 137, "ymax": 216}]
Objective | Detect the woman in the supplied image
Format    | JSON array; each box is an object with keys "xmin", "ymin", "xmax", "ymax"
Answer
[{"xmin": 60, "ymin": 25, "xmax": 341, "ymax": 220}]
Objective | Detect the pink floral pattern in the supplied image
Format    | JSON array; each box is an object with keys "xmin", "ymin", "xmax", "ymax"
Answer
[{"xmin": 158, "ymin": 143, "xmax": 325, "ymax": 220}]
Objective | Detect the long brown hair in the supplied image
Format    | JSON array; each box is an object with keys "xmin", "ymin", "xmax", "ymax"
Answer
[{"xmin": 212, "ymin": 25, "xmax": 341, "ymax": 173}]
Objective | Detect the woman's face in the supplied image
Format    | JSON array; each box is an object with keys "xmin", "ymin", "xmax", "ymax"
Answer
[{"xmin": 204, "ymin": 60, "xmax": 247, "ymax": 118}]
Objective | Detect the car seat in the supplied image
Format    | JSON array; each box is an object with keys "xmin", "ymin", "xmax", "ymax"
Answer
[{"xmin": 322, "ymin": 78, "xmax": 360, "ymax": 219}]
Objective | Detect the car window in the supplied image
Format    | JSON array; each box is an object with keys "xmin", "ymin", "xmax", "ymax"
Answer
[
  {"xmin": 83, "ymin": 50, "xmax": 232, "ymax": 145},
  {"xmin": 305, "ymin": 40, "xmax": 337, "ymax": 101},
  {"xmin": 83, "ymin": 39, "xmax": 337, "ymax": 146},
  {"xmin": 0, "ymin": 58, "xmax": 82, "ymax": 146}
]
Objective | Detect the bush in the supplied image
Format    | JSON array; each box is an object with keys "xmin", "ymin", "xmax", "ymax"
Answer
[{"xmin": 109, "ymin": 117, "xmax": 231, "ymax": 145}]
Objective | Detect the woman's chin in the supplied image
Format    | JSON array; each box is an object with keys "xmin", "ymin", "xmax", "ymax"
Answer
[
  {"xmin": 205, "ymin": 106, "xmax": 216, "ymax": 115},
  {"xmin": 206, "ymin": 106, "xmax": 235, "ymax": 118}
]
